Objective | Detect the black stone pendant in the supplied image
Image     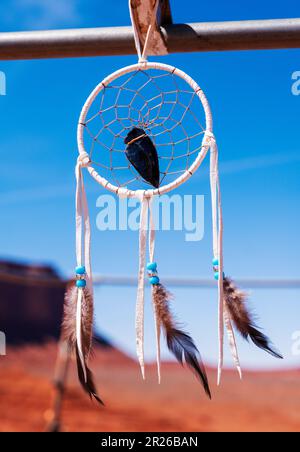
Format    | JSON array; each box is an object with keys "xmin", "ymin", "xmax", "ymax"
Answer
[{"xmin": 124, "ymin": 127, "xmax": 160, "ymax": 188}]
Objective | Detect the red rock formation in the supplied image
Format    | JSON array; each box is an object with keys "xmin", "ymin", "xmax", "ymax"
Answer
[{"xmin": 0, "ymin": 260, "xmax": 110, "ymax": 346}]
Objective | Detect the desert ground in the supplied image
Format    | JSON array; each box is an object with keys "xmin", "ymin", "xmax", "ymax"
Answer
[{"xmin": 0, "ymin": 343, "xmax": 299, "ymax": 432}]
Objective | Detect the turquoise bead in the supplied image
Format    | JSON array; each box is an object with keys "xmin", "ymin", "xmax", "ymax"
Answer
[
  {"xmin": 76, "ymin": 279, "xmax": 87, "ymax": 288},
  {"xmin": 212, "ymin": 258, "xmax": 219, "ymax": 266},
  {"xmin": 214, "ymin": 272, "xmax": 225, "ymax": 281},
  {"xmin": 76, "ymin": 266, "xmax": 86, "ymax": 275},
  {"xmin": 147, "ymin": 262, "xmax": 157, "ymax": 272},
  {"xmin": 149, "ymin": 276, "xmax": 160, "ymax": 285}
]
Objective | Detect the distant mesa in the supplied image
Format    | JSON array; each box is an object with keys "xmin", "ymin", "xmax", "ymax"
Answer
[{"xmin": 0, "ymin": 259, "xmax": 110, "ymax": 348}]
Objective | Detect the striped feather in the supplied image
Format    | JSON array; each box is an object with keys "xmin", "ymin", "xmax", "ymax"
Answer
[
  {"xmin": 152, "ymin": 283, "xmax": 211, "ymax": 399},
  {"xmin": 223, "ymin": 277, "xmax": 283, "ymax": 359},
  {"xmin": 62, "ymin": 284, "xmax": 104, "ymax": 404}
]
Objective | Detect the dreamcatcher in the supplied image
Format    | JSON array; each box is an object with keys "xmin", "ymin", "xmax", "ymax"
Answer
[{"xmin": 63, "ymin": 1, "xmax": 282, "ymax": 404}]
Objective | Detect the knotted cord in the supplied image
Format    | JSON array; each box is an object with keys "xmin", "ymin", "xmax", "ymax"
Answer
[
  {"xmin": 75, "ymin": 152, "xmax": 93, "ymax": 383},
  {"xmin": 208, "ymin": 132, "xmax": 241, "ymax": 382}
]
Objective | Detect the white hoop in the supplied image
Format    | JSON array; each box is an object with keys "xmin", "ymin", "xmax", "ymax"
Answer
[{"xmin": 77, "ymin": 62, "xmax": 213, "ymax": 198}]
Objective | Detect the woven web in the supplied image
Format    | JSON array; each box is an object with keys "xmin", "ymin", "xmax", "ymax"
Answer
[{"xmin": 81, "ymin": 68, "xmax": 206, "ymax": 190}]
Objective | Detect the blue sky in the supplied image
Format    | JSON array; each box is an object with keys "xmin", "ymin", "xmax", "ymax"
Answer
[{"xmin": 0, "ymin": 0, "xmax": 299, "ymax": 371}]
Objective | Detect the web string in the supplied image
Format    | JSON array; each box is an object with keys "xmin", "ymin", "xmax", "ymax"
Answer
[{"xmin": 81, "ymin": 69, "xmax": 206, "ymax": 190}]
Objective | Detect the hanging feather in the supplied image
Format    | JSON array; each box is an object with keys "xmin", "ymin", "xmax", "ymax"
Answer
[
  {"xmin": 124, "ymin": 127, "xmax": 160, "ymax": 188},
  {"xmin": 152, "ymin": 283, "xmax": 211, "ymax": 399},
  {"xmin": 62, "ymin": 284, "xmax": 104, "ymax": 404},
  {"xmin": 223, "ymin": 277, "xmax": 283, "ymax": 359}
]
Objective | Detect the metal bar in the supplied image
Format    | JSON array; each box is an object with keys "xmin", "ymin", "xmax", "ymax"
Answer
[{"xmin": 0, "ymin": 18, "xmax": 300, "ymax": 60}]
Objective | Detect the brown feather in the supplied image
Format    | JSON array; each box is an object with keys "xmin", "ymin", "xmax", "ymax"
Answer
[
  {"xmin": 152, "ymin": 283, "xmax": 211, "ymax": 399},
  {"xmin": 62, "ymin": 284, "xmax": 93, "ymax": 357},
  {"xmin": 62, "ymin": 284, "xmax": 77, "ymax": 350},
  {"xmin": 75, "ymin": 348, "xmax": 104, "ymax": 405},
  {"xmin": 223, "ymin": 277, "xmax": 283, "ymax": 359},
  {"xmin": 62, "ymin": 283, "xmax": 104, "ymax": 404}
]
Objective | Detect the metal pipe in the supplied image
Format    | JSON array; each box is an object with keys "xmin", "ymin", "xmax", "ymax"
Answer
[{"xmin": 0, "ymin": 18, "xmax": 300, "ymax": 60}]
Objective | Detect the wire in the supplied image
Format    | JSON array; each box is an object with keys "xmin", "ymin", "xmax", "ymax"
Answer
[{"xmin": 1, "ymin": 270, "xmax": 299, "ymax": 290}]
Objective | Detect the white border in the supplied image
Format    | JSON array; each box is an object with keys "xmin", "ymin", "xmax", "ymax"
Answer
[{"xmin": 77, "ymin": 62, "xmax": 213, "ymax": 198}]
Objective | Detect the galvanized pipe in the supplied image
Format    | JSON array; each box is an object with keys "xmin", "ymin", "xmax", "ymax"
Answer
[{"xmin": 0, "ymin": 18, "xmax": 300, "ymax": 60}]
